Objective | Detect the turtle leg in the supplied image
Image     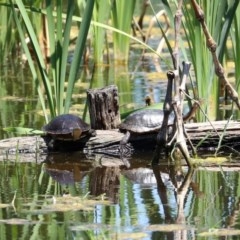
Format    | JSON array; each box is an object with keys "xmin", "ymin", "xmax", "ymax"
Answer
[
  {"xmin": 47, "ymin": 139, "xmax": 55, "ymax": 150},
  {"xmin": 42, "ymin": 135, "xmax": 55, "ymax": 151},
  {"xmin": 89, "ymin": 129, "xmax": 97, "ymax": 137},
  {"xmin": 120, "ymin": 131, "xmax": 131, "ymax": 145}
]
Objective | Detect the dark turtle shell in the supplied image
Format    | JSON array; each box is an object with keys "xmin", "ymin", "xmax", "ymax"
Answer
[
  {"xmin": 119, "ymin": 109, "xmax": 174, "ymax": 134},
  {"xmin": 43, "ymin": 114, "xmax": 93, "ymax": 141}
]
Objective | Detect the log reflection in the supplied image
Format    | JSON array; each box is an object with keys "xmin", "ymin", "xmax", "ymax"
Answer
[{"xmin": 89, "ymin": 166, "xmax": 120, "ymax": 203}]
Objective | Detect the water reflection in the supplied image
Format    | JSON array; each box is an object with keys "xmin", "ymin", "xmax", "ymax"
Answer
[
  {"xmin": 43, "ymin": 152, "xmax": 196, "ymax": 239},
  {"xmin": 1, "ymin": 151, "xmax": 240, "ymax": 239}
]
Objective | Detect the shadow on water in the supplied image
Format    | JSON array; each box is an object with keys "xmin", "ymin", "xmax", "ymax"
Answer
[{"xmin": 1, "ymin": 149, "xmax": 240, "ymax": 239}]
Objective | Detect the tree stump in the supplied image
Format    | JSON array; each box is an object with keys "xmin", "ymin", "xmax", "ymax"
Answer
[{"xmin": 87, "ymin": 85, "xmax": 121, "ymax": 130}]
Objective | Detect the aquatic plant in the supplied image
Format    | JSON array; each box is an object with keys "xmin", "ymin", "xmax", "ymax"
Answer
[{"xmin": 3, "ymin": 0, "xmax": 239, "ymax": 124}]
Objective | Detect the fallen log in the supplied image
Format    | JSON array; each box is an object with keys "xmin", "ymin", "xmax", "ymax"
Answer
[
  {"xmin": 185, "ymin": 120, "xmax": 240, "ymax": 150},
  {"xmin": 0, "ymin": 120, "xmax": 240, "ymax": 162}
]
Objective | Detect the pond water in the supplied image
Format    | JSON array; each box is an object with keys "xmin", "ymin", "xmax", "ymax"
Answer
[
  {"xmin": 1, "ymin": 152, "xmax": 240, "ymax": 239},
  {"xmin": 1, "ymin": 32, "xmax": 240, "ymax": 240}
]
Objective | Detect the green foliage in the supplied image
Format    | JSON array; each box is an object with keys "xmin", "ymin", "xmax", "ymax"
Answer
[
  {"xmin": 184, "ymin": 0, "xmax": 239, "ymax": 121},
  {"xmin": 10, "ymin": 0, "xmax": 50, "ymax": 122},
  {"xmin": 3, "ymin": 0, "xmax": 239, "ymax": 124},
  {"xmin": 65, "ymin": 0, "xmax": 95, "ymax": 113},
  {"xmin": 2, "ymin": 0, "xmax": 158, "ymax": 123},
  {"xmin": 0, "ymin": 4, "xmax": 15, "ymax": 57},
  {"xmin": 182, "ymin": 1, "xmax": 218, "ymax": 120}
]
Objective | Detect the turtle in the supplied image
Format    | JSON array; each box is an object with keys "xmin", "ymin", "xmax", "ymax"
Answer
[
  {"xmin": 43, "ymin": 114, "xmax": 96, "ymax": 151},
  {"xmin": 119, "ymin": 101, "xmax": 200, "ymax": 147},
  {"xmin": 119, "ymin": 109, "xmax": 174, "ymax": 145}
]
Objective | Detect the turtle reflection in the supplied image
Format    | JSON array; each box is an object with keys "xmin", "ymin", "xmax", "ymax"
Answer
[{"xmin": 43, "ymin": 152, "xmax": 93, "ymax": 184}]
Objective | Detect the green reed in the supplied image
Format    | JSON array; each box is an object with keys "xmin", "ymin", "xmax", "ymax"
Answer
[
  {"xmin": 9, "ymin": 0, "xmax": 94, "ymax": 121},
  {"xmin": 230, "ymin": 4, "xmax": 240, "ymax": 119},
  {"xmin": 111, "ymin": 0, "xmax": 136, "ymax": 62},
  {"xmin": 1, "ymin": 0, "xmax": 162, "ymax": 124},
  {"xmin": 0, "ymin": 4, "xmax": 14, "ymax": 58},
  {"xmin": 158, "ymin": 0, "xmax": 239, "ymax": 121},
  {"xmin": 5, "ymin": 0, "xmax": 94, "ymax": 121},
  {"xmin": 183, "ymin": 0, "xmax": 239, "ymax": 121},
  {"xmin": 182, "ymin": 1, "xmax": 218, "ymax": 121},
  {"xmin": 92, "ymin": 0, "xmax": 112, "ymax": 63},
  {"xmin": 231, "ymin": 4, "xmax": 240, "ymax": 92}
]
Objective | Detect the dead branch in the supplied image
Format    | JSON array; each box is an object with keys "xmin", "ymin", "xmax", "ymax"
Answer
[
  {"xmin": 171, "ymin": 0, "xmax": 192, "ymax": 167},
  {"xmin": 156, "ymin": 71, "xmax": 174, "ymax": 146},
  {"xmin": 153, "ymin": 0, "xmax": 193, "ymax": 167}
]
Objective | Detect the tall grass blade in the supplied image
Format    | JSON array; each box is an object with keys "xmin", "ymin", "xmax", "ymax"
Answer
[
  {"xmin": 0, "ymin": 5, "xmax": 14, "ymax": 57},
  {"xmin": 181, "ymin": 0, "xmax": 237, "ymax": 120},
  {"xmin": 148, "ymin": 1, "xmax": 173, "ymax": 60},
  {"xmin": 45, "ymin": 0, "xmax": 74, "ymax": 115},
  {"xmin": 14, "ymin": 0, "xmax": 55, "ymax": 118},
  {"xmin": 64, "ymin": 0, "xmax": 94, "ymax": 113},
  {"xmin": 230, "ymin": 4, "xmax": 240, "ymax": 103},
  {"xmin": 10, "ymin": 1, "xmax": 49, "ymax": 122},
  {"xmin": 46, "ymin": 0, "xmax": 57, "ymax": 103},
  {"xmin": 58, "ymin": 2, "xmax": 75, "ymax": 114},
  {"xmin": 55, "ymin": 0, "xmax": 63, "ymax": 114},
  {"xmin": 111, "ymin": 0, "xmax": 136, "ymax": 62},
  {"xmin": 217, "ymin": 1, "xmax": 239, "ymax": 62},
  {"xmin": 92, "ymin": 0, "xmax": 111, "ymax": 63}
]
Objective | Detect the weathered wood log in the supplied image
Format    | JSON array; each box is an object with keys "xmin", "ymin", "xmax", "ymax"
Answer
[
  {"xmin": 87, "ymin": 85, "xmax": 121, "ymax": 130},
  {"xmin": 185, "ymin": 120, "xmax": 240, "ymax": 149},
  {"xmin": 0, "ymin": 136, "xmax": 47, "ymax": 162}
]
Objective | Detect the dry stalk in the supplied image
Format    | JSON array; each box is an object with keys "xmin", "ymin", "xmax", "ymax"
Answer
[
  {"xmin": 171, "ymin": 0, "xmax": 192, "ymax": 167},
  {"xmin": 156, "ymin": 71, "xmax": 174, "ymax": 147},
  {"xmin": 154, "ymin": 0, "xmax": 193, "ymax": 167},
  {"xmin": 191, "ymin": 0, "xmax": 240, "ymax": 109},
  {"xmin": 172, "ymin": 0, "xmax": 183, "ymax": 71}
]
